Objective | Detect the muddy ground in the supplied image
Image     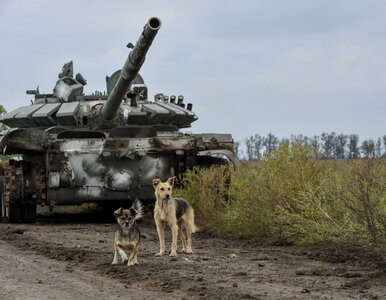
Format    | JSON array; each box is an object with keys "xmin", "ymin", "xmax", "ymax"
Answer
[{"xmin": 0, "ymin": 209, "xmax": 385, "ymax": 300}]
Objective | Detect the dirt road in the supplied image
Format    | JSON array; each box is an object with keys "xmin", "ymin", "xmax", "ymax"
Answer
[{"xmin": 0, "ymin": 212, "xmax": 384, "ymax": 300}]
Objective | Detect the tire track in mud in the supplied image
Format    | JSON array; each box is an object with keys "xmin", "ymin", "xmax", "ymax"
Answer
[
  {"xmin": 0, "ymin": 229, "xmax": 188, "ymax": 299},
  {"xmin": 0, "ymin": 223, "xmax": 385, "ymax": 300},
  {"xmin": 0, "ymin": 225, "xmax": 243, "ymax": 300},
  {"xmin": 0, "ymin": 240, "xmax": 160, "ymax": 300}
]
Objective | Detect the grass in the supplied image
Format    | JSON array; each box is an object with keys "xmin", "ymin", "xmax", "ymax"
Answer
[{"xmin": 174, "ymin": 142, "xmax": 386, "ymax": 250}]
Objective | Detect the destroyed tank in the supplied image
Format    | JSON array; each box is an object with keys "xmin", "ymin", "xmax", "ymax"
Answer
[{"xmin": 0, "ymin": 17, "xmax": 238, "ymax": 223}]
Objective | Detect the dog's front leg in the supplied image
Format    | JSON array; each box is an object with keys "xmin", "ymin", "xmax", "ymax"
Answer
[
  {"xmin": 128, "ymin": 246, "xmax": 139, "ymax": 266},
  {"xmin": 170, "ymin": 224, "xmax": 178, "ymax": 257},
  {"xmin": 112, "ymin": 244, "xmax": 119, "ymax": 265},
  {"xmin": 117, "ymin": 246, "xmax": 128, "ymax": 264},
  {"xmin": 155, "ymin": 221, "xmax": 165, "ymax": 256}
]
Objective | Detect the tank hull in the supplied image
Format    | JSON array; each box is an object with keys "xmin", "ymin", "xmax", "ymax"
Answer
[{"xmin": 0, "ymin": 129, "xmax": 238, "ymax": 222}]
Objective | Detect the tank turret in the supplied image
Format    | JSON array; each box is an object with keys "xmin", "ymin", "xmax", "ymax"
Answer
[{"xmin": 100, "ymin": 17, "xmax": 161, "ymax": 122}]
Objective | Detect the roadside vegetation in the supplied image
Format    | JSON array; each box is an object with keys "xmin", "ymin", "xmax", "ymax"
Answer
[
  {"xmin": 0, "ymin": 105, "xmax": 10, "ymax": 163},
  {"xmin": 175, "ymin": 142, "xmax": 386, "ymax": 250}
]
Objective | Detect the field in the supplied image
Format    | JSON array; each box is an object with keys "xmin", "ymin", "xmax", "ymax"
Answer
[{"xmin": 0, "ymin": 209, "xmax": 385, "ymax": 300}]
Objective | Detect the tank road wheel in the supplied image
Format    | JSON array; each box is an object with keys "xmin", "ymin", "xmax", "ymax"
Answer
[
  {"xmin": 1, "ymin": 160, "xmax": 36, "ymax": 223},
  {"xmin": 1, "ymin": 169, "xmax": 22, "ymax": 223},
  {"xmin": 1, "ymin": 192, "xmax": 22, "ymax": 223}
]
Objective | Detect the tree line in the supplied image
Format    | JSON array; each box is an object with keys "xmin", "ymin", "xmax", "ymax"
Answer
[{"xmin": 235, "ymin": 133, "xmax": 386, "ymax": 161}]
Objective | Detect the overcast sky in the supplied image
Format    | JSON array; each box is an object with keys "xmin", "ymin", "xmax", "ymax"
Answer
[{"xmin": 0, "ymin": 0, "xmax": 385, "ymax": 142}]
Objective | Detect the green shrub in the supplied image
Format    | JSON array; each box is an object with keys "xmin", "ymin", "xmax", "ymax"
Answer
[
  {"xmin": 174, "ymin": 165, "xmax": 231, "ymax": 230},
  {"xmin": 175, "ymin": 142, "xmax": 386, "ymax": 249},
  {"xmin": 340, "ymin": 159, "xmax": 386, "ymax": 245}
]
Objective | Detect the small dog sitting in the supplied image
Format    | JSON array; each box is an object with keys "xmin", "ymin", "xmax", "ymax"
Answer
[
  {"xmin": 111, "ymin": 200, "xmax": 144, "ymax": 266},
  {"xmin": 153, "ymin": 176, "xmax": 197, "ymax": 257}
]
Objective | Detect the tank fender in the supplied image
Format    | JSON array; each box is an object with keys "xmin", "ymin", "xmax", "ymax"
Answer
[
  {"xmin": 197, "ymin": 149, "xmax": 241, "ymax": 169},
  {"xmin": 0, "ymin": 129, "xmax": 18, "ymax": 154}
]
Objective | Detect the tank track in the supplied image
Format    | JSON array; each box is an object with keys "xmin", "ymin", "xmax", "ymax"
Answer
[{"xmin": 1, "ymin": 160, "xmax": 36, "ymax": 223}]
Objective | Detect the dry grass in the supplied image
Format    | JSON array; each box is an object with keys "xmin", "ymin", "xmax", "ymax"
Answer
[{"xmin": 174, "ymin": 143, "xmax": 386, "ymax": 249}]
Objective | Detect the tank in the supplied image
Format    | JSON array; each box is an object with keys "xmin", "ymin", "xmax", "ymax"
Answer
[{"xmin": 0, "ymin": 17, "xmax": 239, "ymax": 223}]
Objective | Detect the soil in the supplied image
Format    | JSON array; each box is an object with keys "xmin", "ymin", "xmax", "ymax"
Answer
[{"xmin": 0, "ymin": 209, "xmax": 385, "ymax": 300}]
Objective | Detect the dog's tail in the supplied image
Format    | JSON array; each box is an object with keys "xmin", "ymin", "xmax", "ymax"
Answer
[
  {"xmin": 192, "ymin": 224, "xmax": 201, "ymax": 233},
  {"xmin": 187, "ymin": 207, "xmax": 200, "ymax": 233},
  {"xmin": 191, "ymin": 210, "xmax": 200, "ymax": 233}
]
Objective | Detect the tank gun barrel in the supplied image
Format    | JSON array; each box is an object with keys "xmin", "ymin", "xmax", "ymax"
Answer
[{"xmin": 100, "ymin": 17, "xmax": 161, "ymax": 121}]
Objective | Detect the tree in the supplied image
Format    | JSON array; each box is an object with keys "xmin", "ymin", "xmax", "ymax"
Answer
[
  {"xmin": 333, "ymin": 134, "xmax": 347, "ymax": 159},
  {"xmin": 310, "ymin": 135, "xmax": 320, "ymax": 158},
  {"xmin": 375, "ymin": 138, "xmax": 382, "ymax": 158},
  {"xmin": 252, "ymin": 134, "xmax": 264, "ymax": 161},
  {"xmin": 383, "ymin": 135, "xmax": 386, "ymax": 149},
  {"xmin": 279, "ymin": 138, "xmax": 290, "ymax": 147},
  {"xmin": 361, "ymin": 139, "xmax": 375, "ymax": 158},
  {"xmin": 0, "ymin": 104, "xmax": 9, "ymax": 136},
  {"xmin": 290, "ymin": 134, "xmax": 305, "ymax": 145},
  {"xmin": 0, "ymin": 105, "xmax": 8, "ymax": 135},
  {"xmin": 0, "ymin": 105, "xmax": 10, "ymax": 161},
  {"xmin": 234, "ymin": 141, "xmax": 241, "ymax": 159},
  {"xmin": 321, "ymin": 132, "xmax": 336, "ymax": 159},
  {"xmin": 245, "ymin": 136, "xmax": 254, "ymax": 161},
  {"xmin": 263, "ymin": 133, "xmax": 279, "ymax": 156},
  {"xmin": 347, "ymin": 134, "xmax": 360, "ymax": 159}
]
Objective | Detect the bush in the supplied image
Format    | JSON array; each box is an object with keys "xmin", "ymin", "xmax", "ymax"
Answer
[
  {"xmin": 175, "ymin": 142, "xmax": 386, "ymax": 249},
  {"xmin": 174, "ymin": 165, "xmax": 231, "ymax": 230},
  {"xmin": 341, "ymin": 159, "xmax": 386, "ymax": 245}
]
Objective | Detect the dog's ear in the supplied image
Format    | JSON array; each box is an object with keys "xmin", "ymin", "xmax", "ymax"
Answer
[
  {"xmin": 167, "ymin": 176, "xmax": 176, "ymax": 188},
  {"xmin": 130, "ymin": 200, "xmax": 144, "ymax": 220},
  {"xmin": 152, "ymin": 178, "xmax": 161, "ymax": 189},
  {"xmin": 114, "ymin": 207, "xmax": 124, "ymax": 217}
]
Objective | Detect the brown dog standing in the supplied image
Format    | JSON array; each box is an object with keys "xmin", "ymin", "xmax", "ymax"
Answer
[{"xmin": 153, "ymin": 177, "xmax": 196, "ymax": 257}]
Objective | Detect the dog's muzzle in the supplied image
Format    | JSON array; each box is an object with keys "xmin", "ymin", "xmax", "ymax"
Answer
[{"xmin": 123, "ymin": 221, "xmax": 132, "ymax": 228}]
